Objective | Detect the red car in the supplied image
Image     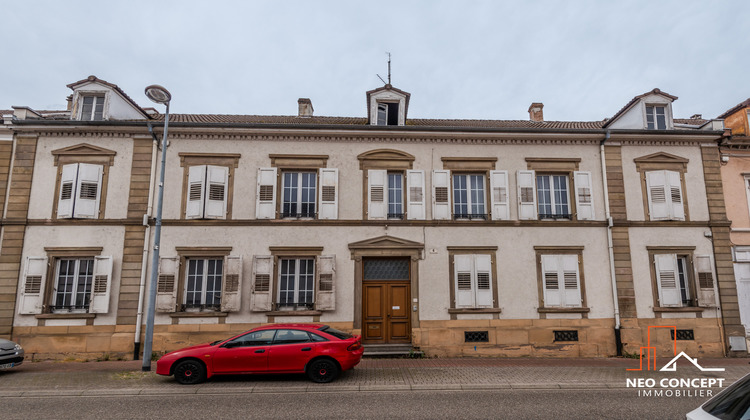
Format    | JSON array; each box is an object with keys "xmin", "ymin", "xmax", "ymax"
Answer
[{"xmin": 156, "ymin": 324, "xmax": 363, "ymax": 384}]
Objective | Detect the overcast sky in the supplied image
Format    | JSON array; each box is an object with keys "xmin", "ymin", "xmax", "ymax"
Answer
[{"xmin": 3, "ymin": 1, "xmax": 749, "ymax": 122}]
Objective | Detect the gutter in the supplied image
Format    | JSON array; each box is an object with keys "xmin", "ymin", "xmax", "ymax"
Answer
[
  {"xmin": 600, "ymin": 130, "xmax": 623, "ymax": 356},
  {"xmin": 133, "ymin": 122, "xmax": 159, "ymax": 360}
]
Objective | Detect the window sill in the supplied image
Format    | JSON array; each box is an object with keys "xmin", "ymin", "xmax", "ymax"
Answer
[
  {"xmin": 448, "ymin": 308, "xmax": 502, "ymax": 314},
  {"xmin": 537, "ymin": 307, "xmax": 590, "ymax": 314},
  {"xmin": 169, "ymin": 311, "xmax": 229, "ymax": 318},
  {"xmin": 36, "ymin": 313, "xmax": 97, "ymax": 320},
  {"xmin": 653, "ymin": 307, "xmax": 704, "ymax": 313},
  {"xmin": 266, "ymin": 310, "xmax": 323, "ymax": 316}
]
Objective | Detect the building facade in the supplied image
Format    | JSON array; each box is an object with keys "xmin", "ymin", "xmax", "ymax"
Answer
[
  {"xmin": 0, "ymin": 77, "xmax": 745, "ymax": 360},
  {"xmin": 718, "ymin": 99, "xmax": 750, "ymax": 352}
]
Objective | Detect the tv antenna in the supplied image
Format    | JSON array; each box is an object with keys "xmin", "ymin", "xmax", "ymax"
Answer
[{"xmin": 377, "ymin": 52, "xmax": 391, "ymax": 85}]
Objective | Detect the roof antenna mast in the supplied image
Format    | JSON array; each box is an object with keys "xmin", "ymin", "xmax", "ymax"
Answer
[{"xmin": 377, "ymin": 52, "xmax": 392, "ymax": 85}]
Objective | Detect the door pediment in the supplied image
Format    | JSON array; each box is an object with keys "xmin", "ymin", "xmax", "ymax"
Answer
[{"xmin": 348, "ymin": 235, "xmax": 424, "ymax": 250}]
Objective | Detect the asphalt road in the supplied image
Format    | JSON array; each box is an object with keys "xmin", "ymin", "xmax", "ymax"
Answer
[{"xmin": 4, "ymin": 389, "xmax": 705, "ymax": 420}]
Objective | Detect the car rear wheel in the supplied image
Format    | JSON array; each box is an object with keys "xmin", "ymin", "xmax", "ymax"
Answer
[
  {"xmin": 173, "ymin": 359, "xmax": 206, "ymax": 385},
  {"xmin": 307, "ymin": 358, "xmax": 340, "ymax": 383}
]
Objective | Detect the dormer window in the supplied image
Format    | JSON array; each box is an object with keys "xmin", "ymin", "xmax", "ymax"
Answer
[
  {"xmin": 646, "ymin": 105, "xmax": 667, "ymax": 130},
  {"xmin": 80, "ymin": 94, "xmax": 105, "ymax": 121},
  {"xmin": 377, "ymin": 102, "xmax": 399, "ymax": 126}
]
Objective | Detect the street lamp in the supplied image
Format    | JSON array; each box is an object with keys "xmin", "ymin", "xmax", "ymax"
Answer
[{"xmin": 142, "ymin": 84, "xmax": 171, "ymax": 371}]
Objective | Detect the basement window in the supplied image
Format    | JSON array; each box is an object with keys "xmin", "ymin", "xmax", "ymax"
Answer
[
  {"xmin": 464, "ymin": 331, "xmax": 489, "ymax": 343},
  {"xmin": 671, "ymin": 329, "xmax": 694, "ymax": 341},
  {"xmin": 553, "ymin": 330, "xmax": 579, "ymax": 342},
  {"xmin": 377, "ymin": 102, "xmax": 399, "ymax": 126}
]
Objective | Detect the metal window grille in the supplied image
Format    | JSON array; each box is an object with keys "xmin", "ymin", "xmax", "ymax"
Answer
[
  {"xmin": 457, "ymin": 272, "xmax": 471, "ymax": 290},
  {"xmin": 93, "ymin": 275, "xmax": 108, "ymax": 293},
  {"xmin": 476, "ymin": 272, "xmax": 490, "ymax": 290},
  {"xmin": 157, "ymin": 274, "xmax": 175, "ymax": 293},
  {"xmin": 554, "ymin": 330, "xmax": 579, "ymax": 342},
  {"xmin": 671, "ymin": 329, "xmax": 694, "ymax": 341},
  {"xmin": 698, "ymin": 272, "xmax": 714, "ymax": 289},
  {"xmin": 209, "ymin": 184, "xmax": 225, "ymax": 201},
  {"xmin": 254, "ymin": 274, "xmax": 270, "ymax": 292},
  {"xmin": 464, "ymin": 331, "xmax": 489, "ymax": 343},
  {"xmin": 371, "ymin": 186, "xmax": 384, "ymax": 202},
  {"xmin": 435, "ymin": 187, "xmax": 449, "ymax": 203},
  {"xmin": 321, "ymin": 186, "xmax": 336, "ymax": 201},
  {"xmin": 79, "ymin": 182, "xmax": 98, "ymax": 199},
  {"xmin": 259, "ymin": 185, "xmax": 274, "ymax": 201},
  {"xmin": 24, "ymin": 276, "xmax": 42, "ymax": 294},
  {"xmin": 189, "ymin": 183, "xmax": 202, "ymax": 200},
  {"xmin": 60, "ymin": 182, "xmax": 73, "ymax": 200}
]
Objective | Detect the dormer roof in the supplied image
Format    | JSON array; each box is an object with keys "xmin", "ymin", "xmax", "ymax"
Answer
[
  {"xmin": 603, "ymin": 88, "xmax": 677, "ymax": 129},
  {"xmin": 67, "ymin": 75, "xmax": 150, "ymax": 120},
  {"xmin": 366, "ymin": 84, "xmax": 411, "ymax": 126}
]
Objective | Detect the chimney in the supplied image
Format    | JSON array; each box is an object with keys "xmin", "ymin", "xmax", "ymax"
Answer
[
  {"xmin": 298, "ymin": 98, "xmax": 313, "ymax": 117},
  {"xmin": 690, "ymin": 114, "xmax": 702, "ymax": 119},
  {"xmin": 528, "ymin": 102, "xmax": 544, "ymax": 122},
  {"xmin": 66, "ymin": 95, "xmax": 73, "ymax": 111}
]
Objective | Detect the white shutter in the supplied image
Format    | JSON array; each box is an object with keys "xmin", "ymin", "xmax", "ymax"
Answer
[
  {"xmin": 73, "ymin": 163, "xmax": 102, "ymax": 219},
  {"xmin": 19, "ymin": 256, "xmax": 48, "ymax": 314},
  {"xmin": 454, "ymin": 254, "xmax": 474, "ymax": 308},
  {"xmin": 204, "ymin": 165, "xmax": 228, "ymax": 219},
  {"xmin": 186, "ymin": 165, "xmax": 206, "ymax": 219},
  {"xmin": 221, "ymin": 255, "xmax": 242, "ymax": 312},
  {"xmin": 573, "ymin": 171, "xmax": 594, "ymax": 221},
  {"xmin": 489, "ymin": 170, "xmax": 510, "ymax": 220},
  {"xmin": 541, "ymin": 255, "xmax": 561, "ymax": 307},
  {"xmin": 251, "ymin": 255, "xmax": 273, "ymax": 311},
  {"xmin": 318, "ymin": 168, "xmax": 339, "ymax": 220},
  {"xmin": 560, "ymin": 254, "xmax": 582, "ymax": 307},
  {"xmin": 57, "ymin": 163, "xmax": 78, "ymax": 219},
  {"xmin": 517, "ymin": 170, "xmax": 537, "ymax": 220},
  {"xmin": 316, "ymin": 255, "xmax": 336, "ymax": 310},
  {"xmin": 406, "ymin": 170, "xmax": 426, "ymax": 220},
  {"xmin": 667, "ymin": 170, "xmax": 685, "ymax": 221},
  {"xmin": 367, "ymin": 169, "xmax": 387, "ymax": 220},
  {"xmin": 694, "ymin": 255, "xmax": 717, "ymax": 307},
  {"xmin": 89, "ymin": 256, "xmax": 113, "ymax": 313},
  {"xmin": 256, "ymin": 168, "xmax": 277, "ymax": 219},
  {"xmin": 655, "ymin": 254, "xmax": 681, "ymax": 307},
  {"xmin": 474, "ymin": 254, "xmax": 493, "ymax": 308},
  {"xmin": 156, "ymin": 256, "xmax": 179, "ymax": 312},
  {"xmin": 432, "ymin": 170, "xmax": 452, "ymax": 220},
  {"xmin": 646, "ymin": 171, "xmax": 669, "ymax": 221}
]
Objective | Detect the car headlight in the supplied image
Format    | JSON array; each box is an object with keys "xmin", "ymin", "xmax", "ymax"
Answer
[{"xmin": 13, "ymin": 344, "xmax": 22, "ymax": 351}]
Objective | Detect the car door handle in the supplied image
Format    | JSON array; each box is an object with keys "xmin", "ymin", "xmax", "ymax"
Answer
[
  {"xmin": 301, "ymin": 347, "xmax": 312, "ymax": 351},
  {"xmin": 255, "ymin": 349, "xmax": 265, "ymax": 354}
]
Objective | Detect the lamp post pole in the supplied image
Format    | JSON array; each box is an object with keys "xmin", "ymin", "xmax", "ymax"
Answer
[{"xmin": 142, "ymin": 85, "xmax": 172, "ymax": 372}]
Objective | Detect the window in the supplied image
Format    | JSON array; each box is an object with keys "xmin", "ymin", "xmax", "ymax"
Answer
[
  {"xmin": 257, "ymin": 155, "xmax": 338, "ymax": 220},
  {"xmin": 282, "ymin": 172, "xmax": 316, "ymax": 218},
  {"xmin": 56, "ymin": 163, "xmax": 103, "ymax": 219},
  {"xmin": 156, "ymin": 249, "xmax": 242, "ymax": 313},
  {"xmin": 274, "ymin": 329, "xmax": 313, "ymax": 344},
  {"xmin": 536, "ymin": 174, "xmax": 570, "ymax": 219},
  {"xmin": 651, "ymin": 251, "xmax": 716, "ymax": 309},
  {"xmin": 646, "ymin": 105, "xmax": 667, "ymax": 130},
  {"xmin": 250, "ymin": 251, "xmax": 336, "ymax": 312},
  {"xmin": 186, "ymin": 165, "xmax": 229, "ymax": 219},
  {"xmin": 452, "ymin": 174, "xmax": 487, "ymax": 220},
  {"xmin": 179, "ymin": 153, "xmax": 240, "ymax": 220},
  {"xmin": 645, "ymin": 170, "xmax": 684, "ymax": 221},
  {"xmin": 539, "ymin": 254, "xmax": 583, "ymax": 308},
  {"xmin": 52, "ymin": 258, "xmax": 94, "ymax": 312},
  {"xmin": 448, "ymin": 248, "xmax": 499, "ymax": 312},
  {"xmin": 518, "ymin": 159, "xmax": 593, "ymax": 221},
  {"xmin": 79, "ymin": 95, "xmax": 105, "ymax": 121},
  {"xmin": 18, "ymin": 252, "xmax": 112, "ymax": 315},
  {"xmin": 183, "ymin": 258, "xmax": 223, "ymax": 311},
  {"xmin": 377, "ymin": 102, "xmax": 399, "ymax": 126},
  {"xmin": 387, "ymin": 172, "xmax": 404, "ymax": 219},
  {"xmin": 226, "ymin": 329, "xmax": 276, "ymax": 347}
]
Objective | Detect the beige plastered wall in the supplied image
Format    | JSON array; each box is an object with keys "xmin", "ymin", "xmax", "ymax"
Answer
[{"xmin": 720, "ymin": 154, "xmax": 750, "ymax": 246}]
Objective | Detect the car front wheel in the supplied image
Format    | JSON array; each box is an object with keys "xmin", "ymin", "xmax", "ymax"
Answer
[
  {"xmin": 173, "ymin": 359, "xmax": 206, "ymax": 385},
  {"xmin": 307, "ymin": 358, "xmax": 340, "ymax": 383}
]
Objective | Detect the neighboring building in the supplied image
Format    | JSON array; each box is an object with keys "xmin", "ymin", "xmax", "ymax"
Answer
[
  {"xmin": 718, "ymin": 99, "xmax": 750, "ymax": 352},
  {"xmin": 0, "ymin": 77, "xmax": 745, "ymax": 360}
]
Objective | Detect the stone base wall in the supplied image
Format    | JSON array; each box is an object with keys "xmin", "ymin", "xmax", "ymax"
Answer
[{"xmin": 12, "ymin": 318, "xmax": 728, "ymax": 360}]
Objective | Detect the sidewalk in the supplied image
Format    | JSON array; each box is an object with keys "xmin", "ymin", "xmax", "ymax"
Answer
[{"xmin": 1, "ymin": 357, "xmax": 748, "ymax": 396}]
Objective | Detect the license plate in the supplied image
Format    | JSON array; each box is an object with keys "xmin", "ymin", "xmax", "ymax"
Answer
[{"xmin": 0, "ymin": 363, "xmax": 14, "ymax": 369}]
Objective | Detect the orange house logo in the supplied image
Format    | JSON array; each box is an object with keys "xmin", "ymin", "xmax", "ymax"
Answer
[{"xmin": 627, "ymin": 326, "xmax": 724, "ymax": 372}]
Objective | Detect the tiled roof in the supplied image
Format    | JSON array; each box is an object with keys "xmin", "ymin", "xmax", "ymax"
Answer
[
  {"xmin": 674, "ymin": 118, "xmax": 709, "ymax": 126},
  {"xmin": 718, "ymin": 99, "xmax": 750, "ymax": 119},
  {"xmin": 150, "ymin": 114, "xmax": 607, "ymax": 130}
]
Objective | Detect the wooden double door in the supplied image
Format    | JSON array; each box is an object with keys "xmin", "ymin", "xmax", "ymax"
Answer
[{"xmin": 362, "ymin": 258, "xmax": 411, "ymax": 344}]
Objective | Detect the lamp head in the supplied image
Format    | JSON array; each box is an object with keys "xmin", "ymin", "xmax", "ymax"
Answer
[{"xmin": 145, "ymin": 85, "xmax": 171, "ymax": 105}]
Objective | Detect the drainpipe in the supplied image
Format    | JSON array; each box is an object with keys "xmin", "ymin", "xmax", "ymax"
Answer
[
  {"xmin": 600, "ymin": 130, "xmax": 623, "ymax": 356},
  {"xmin": 133, "ymin": 123, "xmax": 159, "ymax": 360}
]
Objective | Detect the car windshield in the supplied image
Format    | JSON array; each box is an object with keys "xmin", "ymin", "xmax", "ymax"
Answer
[
  {"xmin": 702, "ymin": 374, "xmax": 750, "ymax": 419},
  {"xmin": 318, "ymin": 326, "xmax": 352, "ymax": 340}
]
